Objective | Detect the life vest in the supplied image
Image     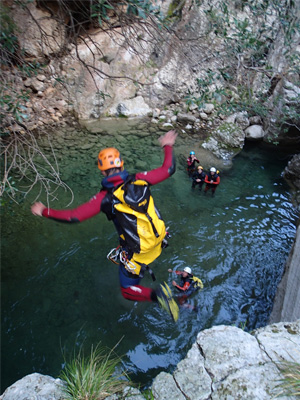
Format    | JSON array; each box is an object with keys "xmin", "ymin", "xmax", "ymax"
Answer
[
  {"xmin": 192, "ymin": 276, "xmax": 204, "ymax": 289},
  {"xmin": 192, "ymin": 170, "xmax": 206, "ymax": 180},
  {"xmin": 102, "ymin": 175, "xmax": 166, "ymax": 275},
  {"xmin": 178, "ymin": 275, "xmax": 204, "ymax": 292},
  {"xmin": 206, "ymin": 171, "xmax": 219, "ymax": 182}
]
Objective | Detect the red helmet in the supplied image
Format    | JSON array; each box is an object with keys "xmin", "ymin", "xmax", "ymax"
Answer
[{"xmin": 98, "ymin": 148, "xmax": 124, "ymax": 171}]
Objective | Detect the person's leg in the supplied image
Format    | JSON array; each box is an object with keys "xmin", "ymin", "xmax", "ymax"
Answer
[
  {"xmin": 119, "ymin": 264, "xmax": 179, "ymax": 321},
  {"xmin": 119, "ymin": 264, "xmax": 155, "ymax": 302},
  {"xmin": 120, "ymin": 285, "xmax": 156, "ymax": 302},
  {"xmin": 178, "ymin": 294, "xmax": 188, "ymax": 305}
]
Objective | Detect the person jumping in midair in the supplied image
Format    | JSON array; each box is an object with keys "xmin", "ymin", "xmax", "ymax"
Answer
[{"xmin": 31, "ymin": 130, "xmax": 179, "ymax": 321}]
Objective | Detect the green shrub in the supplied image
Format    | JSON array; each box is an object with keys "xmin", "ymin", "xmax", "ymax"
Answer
[{"xmin": 60, "ymin": 343, "xmax": 131, "ymax": 400}]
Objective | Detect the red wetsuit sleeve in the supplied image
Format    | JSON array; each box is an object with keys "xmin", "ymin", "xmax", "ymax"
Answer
[
  {"xmin": 175, "ymin": 281, "xmax": 191, "ymax": 292},
  {"xmin": 204, "ymin": 174, "xmax": 210, "ymax": 184},
  {"xmin": 41, "ymin": 190, "xmax": 107, "ymax": 223},
  {"xmin": 135, "ymin": 145, "xmax": 175, "ymax": 185},
  {"xmin": 214, "ymin": 176, "xmax": 220, "ymax": 185}
]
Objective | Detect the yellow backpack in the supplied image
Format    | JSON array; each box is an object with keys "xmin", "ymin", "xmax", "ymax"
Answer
[{"xmin": 112, "ymin": 178, "xmax": 166, "ymax": 259}]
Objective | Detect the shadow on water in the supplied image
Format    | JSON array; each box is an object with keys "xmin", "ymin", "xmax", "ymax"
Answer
[{"xmin": 1, "ymin": 129, "xmax": 298, "ymax": 392}]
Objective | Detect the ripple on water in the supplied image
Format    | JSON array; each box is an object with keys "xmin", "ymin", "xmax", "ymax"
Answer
[{"xmin": 1, "ymin": 136, "xmax": 298, "ymax": 391}]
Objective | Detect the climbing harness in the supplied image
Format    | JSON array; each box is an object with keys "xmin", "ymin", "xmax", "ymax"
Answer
[{"xmin": 107, "ymin": 246, "xmax": 156, "ymax": 281}]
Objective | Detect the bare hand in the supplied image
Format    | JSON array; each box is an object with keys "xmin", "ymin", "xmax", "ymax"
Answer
[
  {"xmin": 172, "ymin": 280, "xmax": 176, "ymax": 286},
  {"xmin": 158, "ymin": 130, "xmax": 178, "ymax": 147},
  {"xmin": 31, "ymin": 202, "xmax": 46, "ymax": 216}
]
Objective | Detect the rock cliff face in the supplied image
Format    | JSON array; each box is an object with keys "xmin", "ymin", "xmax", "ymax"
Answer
[
  {"xmin": 1, "ymin": 321, "xmax": 299, "ymax": 399},
  {"xmin": 270, "ymin": 224, "xmax": 300, "ymax": 324},
  {"xmin": 269, "ymin": 154, "xmax": 300, "ymax": 324},
  {"xmin": 7, "ymin": 0, "xmax": 300, "ymax": 148}
]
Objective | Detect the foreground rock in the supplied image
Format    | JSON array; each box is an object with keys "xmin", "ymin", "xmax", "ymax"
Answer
[
  {"xmin": 152, "ymin": 320, "xmax": 300, "ymax": 400},
  {"xmin": 1, "ymin": 321, "xmax": 299, "ymax": 400},
  {"xmin": 0, "ymin": 374, "xmax": 65, "ymax": 400}
]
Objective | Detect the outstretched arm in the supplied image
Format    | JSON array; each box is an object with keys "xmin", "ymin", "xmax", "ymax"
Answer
[
  {"xmin": 31, "ymin": 191, "xmax": 107, "ymax": 223},
  {"xmin": 168, "ymin": 268, "xmax": 183, "ymax": 275},
  {"xmin": 158, "ymin": 130, "xmax": 178, "ymax": 147},
  {"xmin": 136, "ymin": 130, "xmax": 177, "ymax": 185}
]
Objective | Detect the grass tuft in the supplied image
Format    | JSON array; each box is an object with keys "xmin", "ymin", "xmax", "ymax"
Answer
[
  {"xmin": 275, "ymin": 360, "xmax": 300, "ymax": 398},
  {"xmin": 60, "ymin": 342, "xmax": 131, "ymax": 400}
]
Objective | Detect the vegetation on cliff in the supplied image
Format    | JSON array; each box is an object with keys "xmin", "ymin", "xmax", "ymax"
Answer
[{"xmin": 0, "ymin": 0, "xmax": 299, "ymax": 204}]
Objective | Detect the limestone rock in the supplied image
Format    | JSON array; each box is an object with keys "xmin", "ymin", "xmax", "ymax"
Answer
[
  {"xmin": 152, "ymin": 321, "xmax": 300, "ymax": 400},
  {"xmin": 245, "ymin": 124, "xmax": 265, "ymax": 140},
  {"xmin": 113, "ymin": 97, "xmax": 152, "ymax": 117},
  {"xmin": 226, "ymin": 112, "xmax": 249, "ymax": 130},
  {"xmin": 202, "ymin": 122, "xmax": 245, "ymax": 160},
  {"xmin": 0, "ymin": 373, "xmax": 65, "ymax": 400},
  {"xmin": 283, "ymin": 154, "xmax": 300, "ymax": 191},
  {"xmin": 12, "ymin": 2, "xmax": 65, "ymax": 58},
  {"xmin": 270, "ymin": 226, "xmax": 300, "ymax": 323},
  {"xmin": 152, "ymin": 372, "xmax": 186, "ymax": 400},
  {"xmin": 177, "ymin": 113, "xmax": 197, "ymax": 124},
  {"xmin": 173, "ymin": 343, "xmax": 211, "ymax": 399},
  {"xmin": 202, "ymin": 103, "xmax": 215, "ymax": 114}
]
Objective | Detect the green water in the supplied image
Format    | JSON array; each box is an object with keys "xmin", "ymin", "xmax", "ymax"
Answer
[{"xmin": 1, "ymin": 129, "xmax": 298, "ymax": 392}]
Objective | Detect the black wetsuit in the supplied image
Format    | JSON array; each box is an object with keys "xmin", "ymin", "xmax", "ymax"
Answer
[{"xmin": 192, "ymin": 170, "xmax": 206, "ymax": 190}]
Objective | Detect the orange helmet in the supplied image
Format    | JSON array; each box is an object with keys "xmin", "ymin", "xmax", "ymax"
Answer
[{"xmin": 98, "ymin": 147, "xmax": 124, "ymax": 171}]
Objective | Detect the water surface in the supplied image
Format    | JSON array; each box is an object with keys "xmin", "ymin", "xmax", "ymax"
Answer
[{"xmin": 1, "ymin": 129, "xmax": 298, "ymax": 392}]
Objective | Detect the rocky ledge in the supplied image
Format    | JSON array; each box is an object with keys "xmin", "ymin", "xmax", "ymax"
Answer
[{"xmin": 1, "ymin": 320, "xmax": 299, "ymax": 400}]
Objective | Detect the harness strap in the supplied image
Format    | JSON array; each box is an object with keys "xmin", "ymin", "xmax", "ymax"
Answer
[
  {"xmin": 145, "ymin": 212, "xmax": 159, "ymax": 238},
  {"xmin": 138, "ymin": 263, "xmax": 156, "ymax": 281}
]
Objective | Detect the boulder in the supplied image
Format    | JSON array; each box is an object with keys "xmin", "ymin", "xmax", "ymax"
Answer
[
  {"xmin": 152, "ymin": 321, "xmax": 300, "ymax": 400},
  {"xmin": 245, "ymin": 124, "xmax": 265, "ymax": 140},
  {"xmin": 0, "ymin": 373, "xmax": 65, "ymax": 400},
  {"xmin": 202, "ymin": 122, "xmax": 245, "ymax": 160},
  {"xmin": 177, "ymin": 113, "xmax": 197, "ymax": 124}
]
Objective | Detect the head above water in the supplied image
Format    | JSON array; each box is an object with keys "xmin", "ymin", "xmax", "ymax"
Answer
[
  {"xmin": 98, "ymin": 148, "xmax": 124, "ymax": 172},
  {"xmin": 198, "ymin": 166, "xmax": 203, "ymax": 171},
  {"xmin": 184, "ymin": 267, "xmax": 192, "ymax": 275},
  {"xmin": 210, "ymin": 167, "xmax": 216, "ymax": 173}
]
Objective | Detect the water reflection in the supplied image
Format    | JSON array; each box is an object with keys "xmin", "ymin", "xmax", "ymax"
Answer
[{"xmin": 1, "ymin": 130, "xmax": 298, "ymax": 392}]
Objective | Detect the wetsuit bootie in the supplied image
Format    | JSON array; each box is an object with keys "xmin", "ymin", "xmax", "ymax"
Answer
[{"xmin": 156, "ymin": 282, "xmax": 179, "ymax": 322}]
